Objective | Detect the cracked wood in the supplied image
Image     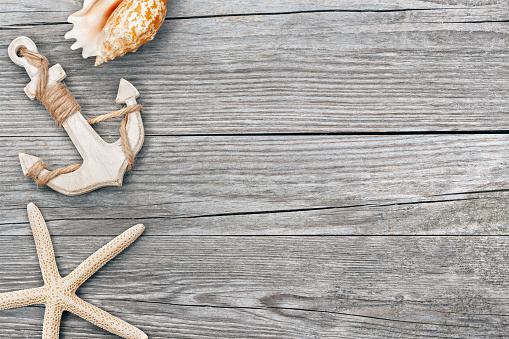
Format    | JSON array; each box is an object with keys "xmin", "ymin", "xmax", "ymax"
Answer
[
  {"xmin": 2, "ymin": 2, "xmax": 509, "ymax": 134},
  {"xmin": 0, "ymin": 236, "xmax": 508, "ymax": 338}
]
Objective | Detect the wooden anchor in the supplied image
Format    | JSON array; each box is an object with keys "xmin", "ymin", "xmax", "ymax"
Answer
[{"xmin": 8, "ymin": 37, "xmax": 144, "ymax": 196}]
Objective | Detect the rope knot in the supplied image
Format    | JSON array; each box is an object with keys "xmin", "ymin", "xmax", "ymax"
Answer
[
  {"xmin": 27, "ymin": 160, "xmax": 82, "ymax": 186},
  {"xmin": 18, "ymin": 47, "xmax": 81, "ymax": 128},
  {"xmin": 26, "ymin": 159, "xmax": 48, "ymax": 186}
]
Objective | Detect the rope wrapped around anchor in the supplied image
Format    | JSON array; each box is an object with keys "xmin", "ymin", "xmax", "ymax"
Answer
[{"xmin": 18, "ymin": 47, "xmax": 142, "ymax": 186}]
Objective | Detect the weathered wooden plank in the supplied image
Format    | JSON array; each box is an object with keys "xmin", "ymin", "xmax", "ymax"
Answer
[
  {"xmin": 0, "ymin": 236, "xmax": 507, "ymax": 338},
  {"xmin": 1, "ymin": 6, "xmax": 509, "ymax": 134},
  {"xmin": 0, "ymin": 134, "xmax": 509, "ymax": 236},
  {"xmin": 3, "ymin": 1, "xmax": 507, "ymax": 26}
]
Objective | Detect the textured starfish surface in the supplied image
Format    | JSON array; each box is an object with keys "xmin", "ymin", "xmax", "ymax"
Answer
[{"xmin": 0, "ymin": 203, "xmax": 147, "ymax": 339}]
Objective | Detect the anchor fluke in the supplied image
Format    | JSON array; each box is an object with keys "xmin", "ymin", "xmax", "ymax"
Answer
[
  {"xmin": 19, "ymin": 153, "xmax": 40, "ymax": 177},
  {"xmin": 117, "ymin": 78, "xmax": 139, "ymax": 104}
]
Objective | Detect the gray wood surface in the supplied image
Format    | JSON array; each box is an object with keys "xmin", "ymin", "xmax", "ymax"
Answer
[{"xmin": 0, "ymin": 0, "xmax": 508, "ymax": 338}]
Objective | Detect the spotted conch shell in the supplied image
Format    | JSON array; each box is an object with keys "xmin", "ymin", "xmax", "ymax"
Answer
[{"xmin": 65, "ymin": 0, "xmax": 167, "ymax": 66}]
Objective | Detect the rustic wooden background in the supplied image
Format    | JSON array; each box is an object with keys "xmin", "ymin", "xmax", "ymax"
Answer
[{"xmin": 0, "ymin": 0, "xmax": 509, "ymax": 337}]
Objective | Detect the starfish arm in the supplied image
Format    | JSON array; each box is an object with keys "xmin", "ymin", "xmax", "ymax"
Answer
[
  {"xmin": 62, "ymin": 224, "xmax": 145, "ymax": 292},
  {"xmin": 64, "ymin": 294, "xmax": 147, "ymax": 339},
  {"xmin": 42, "ymin": 301, "xmax": 63, "ymax": 339},
  {"xmin": 27, "ymin": 203, "xmax": 61, "ymax": 285},
  {"xmin": 0, "ymin": 286, "xmax": 46, "ymax": 310}
]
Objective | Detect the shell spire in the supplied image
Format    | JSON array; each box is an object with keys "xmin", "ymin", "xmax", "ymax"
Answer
[{"xmin": 65, "ymin": 0, "xmax": 167, "ymax": 66}]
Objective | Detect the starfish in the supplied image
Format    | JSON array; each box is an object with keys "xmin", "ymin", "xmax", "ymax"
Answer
[{"xmin": 0, "ymin": 203, "xmax": 148, "ymax": 339}]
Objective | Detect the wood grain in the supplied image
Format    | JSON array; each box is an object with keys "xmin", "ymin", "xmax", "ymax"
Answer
[
  {"xmin": 1, "ymin": 0, "xmax": 509, "ymax": 338},
  {"xmin": 1, "ymin": 3, "xmax": 509, "ymax": 134},
  {"xmin": 2, "ymin": 134, "xmax": 509, "ymax": 236},
  {"xmin": 0, "ymin": 236, "xmax": 508, "ymax": 338}
]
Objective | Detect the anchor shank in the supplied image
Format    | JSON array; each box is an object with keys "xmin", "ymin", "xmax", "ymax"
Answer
[{"xmin": 62, "ymin": 112, "xmax": 111, "ymax": 159}]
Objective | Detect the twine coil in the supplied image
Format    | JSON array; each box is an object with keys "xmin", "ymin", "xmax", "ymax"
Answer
[{"xmin": 18, "ymin": 47, "xmax": 142, "ymax": 186}]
